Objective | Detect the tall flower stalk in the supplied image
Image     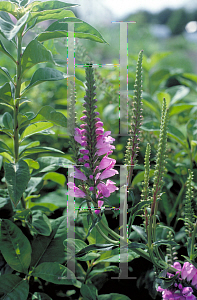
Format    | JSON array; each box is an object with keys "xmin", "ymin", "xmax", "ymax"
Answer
[{"xmin": 67, "ymin": 65, "xmax": 119, "ymax": 214}]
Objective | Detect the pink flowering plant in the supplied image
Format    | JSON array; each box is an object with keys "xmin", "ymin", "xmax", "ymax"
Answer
[{"xmin": 1, "ymin": 1, "xmax": 197, "ymax": 300}]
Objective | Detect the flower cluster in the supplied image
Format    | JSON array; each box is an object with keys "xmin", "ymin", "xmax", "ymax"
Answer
[
  {"xmin": 67, "ymin": 66, "xmax": 119, "ymax": 214},
  {"xmin": 157, "ymin": 262, "xmax": 197, "ymax": 299}
]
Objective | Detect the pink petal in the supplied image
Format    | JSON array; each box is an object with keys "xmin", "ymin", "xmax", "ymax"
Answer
[
  {"xmin": 99, "ymin": 168, "xmax": 118, "ymax": 180},
  {"xmin": 98, "ymin": 156, "xmax": 116, "ymax": 170},
  {"xmin": 67, "ymin": 182, "xmax": 86, "ymax": 198},
  {"xmin": 70, "ymin": 167, "xmax": 87, "ymax": 181}
]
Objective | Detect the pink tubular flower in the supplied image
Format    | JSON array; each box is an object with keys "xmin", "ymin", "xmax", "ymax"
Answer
[
  {"xmin": 157, "ymin": 262, "xmax": 197, "ymax": 300},
  {"xmin": 67, "ymin": 182, "xmax": 86, "ymax": 198},
  {"xmin": 95, "ymin": 200, "xmax": 104, "ymax": 215}
]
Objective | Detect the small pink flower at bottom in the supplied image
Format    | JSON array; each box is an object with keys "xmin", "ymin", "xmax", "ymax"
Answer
[{"xmin": 95, "ymin": 200, "xmax": 104, "ymax": 215}]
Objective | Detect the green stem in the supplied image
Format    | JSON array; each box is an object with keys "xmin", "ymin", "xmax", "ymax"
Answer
[
  {"xmin": 14, "ymin": 33, "xmax": 22, "ymax": 163},
  {"xmin": 190, "ymin": 221, "xmax": 197, "ymax": 260}
]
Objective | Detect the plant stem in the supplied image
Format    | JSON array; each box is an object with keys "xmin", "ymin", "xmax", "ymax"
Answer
[
  {"xmin": 190, "ymin": 221, "xmax": 197, "ymax": 260},
  {"xmin": 14, "ymin": 33, "xmax": 22, "ymax": 163}
]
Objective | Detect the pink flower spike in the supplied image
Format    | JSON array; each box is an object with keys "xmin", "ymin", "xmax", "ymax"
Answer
[{"xmin": 70, "ymin": 167, "xmax": 87, "ymax": 181}]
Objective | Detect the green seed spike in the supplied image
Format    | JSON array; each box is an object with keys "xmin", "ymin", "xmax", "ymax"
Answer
[
  {"xmin": 184, "ymin": 170, "xmax": 195, "ymax": 238},
  {"xmin": 150, "ymin": 98, "xmax": 168, "ymax": 216},
  {"xmin": 125, "ymin": 50, "xmax": 143, "ymax": 188},
  {"xmin": 141, "ymin": 143, "xmax": 151, "ymax": 203},
  {"xmin": 166, "ymin": 230, "xmax": 178, "ymax": 265}
]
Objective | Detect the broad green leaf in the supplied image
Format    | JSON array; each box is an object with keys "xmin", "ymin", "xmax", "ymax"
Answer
[
  {"xmin": 19, "ymin": 121, "xmax": 53, "ymax": 142},
  {"xmin": 37, "ymin": 17, "xmax": 108, "ymax": 44},
  {"xmin": 147, "ymin": 51, "xmax": 172, "ymax": 70},
  {"xmin": 182, "ymin": 73, "xmax": 197, "ymax": 83},
  {"xmin": 21, "ymin": 39, "xmax": 55, "ymax": 75},
  {"xmin": 0, "ymin": 1, "xmax": 19, "ymax": 18},
  {"xmin": 131, "ymin": 169, "xmax": 155, "ymax": 187},
  {"xmin": 0, "ymin": 40, "xmax": 16, "ymax": 62},
  {"xmin": 31, "ymin": 156, "xmax": 73, "ymax": 176},
  {"xmin": 27, "ymin": 9, "xmax": 75, "ymax": 29},
  {"xmin": 29, "ymin": 210, "xmax": 52, "ymax": 236},
  {"xmin": 0, "ymin": 274, "xmax": 29, "ymax": 299},
  {"xmin": 43, "ymin": 172, "xmax": 66, "ymax": 186},
  {"xmin": 80, "ymin": 283, "xmax": 98, "ymax": 300},
  {"xmin": 18, "ymin": 113, "xmax": 30, "ymax": 130},
  {"xmin": 4, "ymin": 159, "xmax": 30, "ymax": 206},
  {"xmin": 28, "ymin": 202, "xmax": 58, "ymax": 212},
  {"xmin": 29, "ymin": 1, "xmax": 78, "ymax": 12},
  {"xmin": 20, "ymin": 146, "xmax": 64, "ymax": 158},
  {"xmin": 98, "ymin": 294, "xmax": 131, "ymax": 300},
  {"xmin": 0, "ymin": 140, "xmax": 13, "ymax": 155},
  {"xmin": 32, "ymin": 262, "xmax": 76, "ymax": 284},
  {"xmin": 0, "ymin": 151, "xmax": 13, "ymax": 162},
  {"xmin": 82, "ymin": 213, "xmax": 109, "ymax": 244},
  {"xmin": 25, "ymin": 177, "xmax": 43, "ymax": 196},
  {"xmin": 19, "ymin": 140, "xmax": 40, "ymax": 155},
  {"xmin": 0, "ymin": 82, "xmax": 14, "ymax": 105},
  {"xmin": 167, "ymin": 85, "xmax": 190, "ymax": 107},
  {"xmin": 35, "ymin": 189, "xmax": 66, "ymax": 207},
  {"xmin": 131, "ymin": 225, "xmax": 147, "ymax": 242},
  {"xmin": 0, "ymin": 219, "xmax": 32, "ymax": 273},
  {"xmin": 187, "ymin": 119, "xmax": 197, "ymax": 141},
  {"xmin": 0, "ymin": 66, "xmax": 14, "ymax": 83},
  {"xmin": 98, "ymin": 247, "xmax": 139, "ymax": 263},
  {"xmin": 30, "ymin": 105, "xmax": 67, "ymax": 127},
  {"xmin": 24, "ymin": 158, "xmax": 40, "ymax": 169},
  {"xmin": 0, "ymin": 12, "xmax": 29, "ymax": 40},
  {"xmin": 2, "ymin": 111, "xmax": 13, "ymax": 129},
  {"xmin": 169, "ymin": 103, "xmax": 195, "ymax": 116},
  {"xmin": 30, "ymin": 216, "xmax": 68, "ymax": 267},
  {"xmin": 141, "ymin": 92, "xmax": 160, "ymax": 115},
  {"xmin": 22, "ymin": 67, "xmax": 71, "ymax": 94},
  {"xmin": 153, "ymin": 240, "xmax": 178, "ymax": 247},
  {"xmin": 157, "ymin": 91, "xmax": 171, "ymax": 108}
]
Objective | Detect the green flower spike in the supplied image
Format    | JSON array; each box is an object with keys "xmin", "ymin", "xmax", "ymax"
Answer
[
  {"xmin": 125, "ymin": 50, "xmax": 143, "ymax": 188},
  {"xmin": 184, "ymin": 170, "xmax": 195, "ymax": 238}
]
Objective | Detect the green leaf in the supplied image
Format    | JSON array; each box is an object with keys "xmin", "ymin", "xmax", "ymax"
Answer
[
  {"xmin": 80, "ymin": 283, "xmax": 98, "ymax": 300},
  {"xmin": 2, "ymin": 112, "xmax": 13, "ymax": 129},
  {"xmin": 141, "ymin": 92, "xmax": 160, "ymax": 115},
  {"xmin": 28, "ymin": 202, "xmax": 58, "ymax": 212},
  {"xmin": 21, "ymin": 40, "xmax": 55, "ymax": 75},
  {"xmin": 0, "ymin": 12, "xmax": 29, "ymax": 40},
  {"xmin": 0, "ymin": 140, "xmax": 13, "ymax": 155},
  {"xmin": 4, "ymin": 160, "xmax": 30, "ymax": 206},
  {"xmin": 20, "ymin": 146, "xmax": 64, "ymax": 158},
  {"xmin": 18, "ymin": 113, "xmax": 30, "ymax": 130},
  {"xmin": 0, "ymin": 274, "xmax": 29, "ymax": 299},
  {"xmin": 32, "ymin": 292, "xmax": 52, "ymax": 300},
  {"xmin": 43, "ymin": 172, "xmax": 66, "ymax": 186},
  {"xmin": 29, "ymin": 210, "xmax": 52, "ymax": 236},
  {"xmin": 29, "ymin": 1, "xmax": 78, "ymax": 12},
  {"xmin": 19, "ymin": 121, "xmax": 54, "ymax": 142},
  {"xmin": 19, "ymin": 140, "xmax": 40, "ymax": 155},
  {"xmin": 27, "ymin": 9, "xmax": 76, "ymax": 29},
  {"xmin": 0, "ymin": 219, "xmax": 32, "ymax": 273},
  {"xmin": 22, "ymin": 67, "xmax": 71, "ymax": 94},
  {"xmin": 31, "ymin": 156, "xmax": 73, "ymax": 176},
  {"xmin": 0, "ymin": 82, "xmax": 14, "ymax": 105},
  {"xmin": 131, "ymin": 225, "xmax": 147, "ymax": 242},
  {"xmin": 30, "ymin": 216, "xmax": 68, "ymax": 267},
  {"xmin": 98, "ymin": 247, "xmax": 139, "ymax": 263},
  {"xmin": 98, "ymin": 294, "xmax": 131, "ymax": 300},
  {"xmin": 0, "ymin": 1, "xmax": 19, "ymax": 18},
  {"xmin": 0, "ymin": 66, "xmax": 14, "ymax": 83},
  {"xmin": 32, "ymin": 262, "xmax": 76, "ymax": 284},
  {"xmin": 167, "ymin": 85, "xmax": 190, "ymax": 107},
  {"xmin": 169, "ymin": 104, "xmax": 195, "ymax": 116},
  {"xmin": 30, "ymin": 105, "xmax": 67, "ymax": 127},
  {"xmin": 131, "ymin": 170, "xmax": 155, "ymax": 187},
  {"xmin": 37, "ymin": 17, "xmax": 108, "ymax": 44},
  {"xmin": 153, "ymin": 240, "xmax": 178, "ymax": 246},
  {"xmin": 24, "ymin": 158, "xmax": 40, "ymax": 169}
]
